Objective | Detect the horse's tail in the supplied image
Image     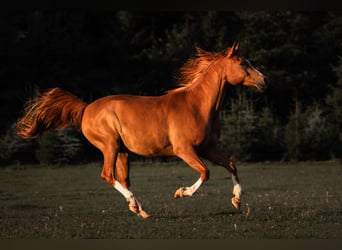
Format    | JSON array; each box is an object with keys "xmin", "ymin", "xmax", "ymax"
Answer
[{"xmin": 17, "ymin": 87, "xmax": 87, "ymax": 138}]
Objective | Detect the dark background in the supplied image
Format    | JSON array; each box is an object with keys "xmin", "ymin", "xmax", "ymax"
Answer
[{"xmin": 0, "ymin": 11, "xmax": 341, "ymax": 164}]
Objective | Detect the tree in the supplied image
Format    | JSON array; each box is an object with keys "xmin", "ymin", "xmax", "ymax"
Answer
[
  {"xmin": 220, "ymin": 93, "xmax": 257, "ymax": 161},
  {"xmin": 236, "ymin": 11, "xmax": 341, "ymax": 120},
  {"xmin": 1, "ymin": 11, "xmax": 342, "ymax": 164},
  {"xmin": 0, "ymin": 123, "xmax": 37, "ymax": 165},
  {"xmin": 284, "ymin": 102, "xmax": 305, "ymax": 161},
  {"xmin": 35, "ymin": 128, "xmax": 84, "ymax": 165},
  {"xmin": 325, "ymin": 55, "xmax": 342, "ymax": 159},
  {"xmin": 301, "ymin": 105, "xmax": 333, "ymax": 160},
  {"xmin": 253, "ymin": 107, "xmax": 284, "ymax": 161}
]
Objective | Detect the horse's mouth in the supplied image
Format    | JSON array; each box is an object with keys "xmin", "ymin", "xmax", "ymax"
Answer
[
  {"xmin": 255, "ymin": 82, "xmax": 267, "ymax": 92},
  {"xmin": 254, "ymin": 77, "xmax": 268, "ymax": 92},
  {"xmin": 244, "ymin": 79, "xmax": 267, "ymax": 92}
]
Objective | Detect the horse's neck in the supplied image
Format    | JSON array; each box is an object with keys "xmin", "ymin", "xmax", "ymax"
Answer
[{"xmin": 187, "ymin": 61, "xmax": 226, "ymax": 117}]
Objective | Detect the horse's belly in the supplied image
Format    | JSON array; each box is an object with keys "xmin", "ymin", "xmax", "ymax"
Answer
[{"xmin": 120, "ymin": 132, "xmax": 173, "ymax": 157}]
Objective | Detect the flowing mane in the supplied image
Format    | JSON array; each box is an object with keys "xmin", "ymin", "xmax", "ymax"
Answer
[{"xmin": 169, "ymin": 47, "xmax": 224, "ymax": 93}]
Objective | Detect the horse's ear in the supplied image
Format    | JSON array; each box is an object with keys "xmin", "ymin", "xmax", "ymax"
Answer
[
  {"xmin": 195, "ymin": 45, "xmax": 206, "ymax": 55},
  {"xmin": 195, "ymin": 45, "xmax": 201, "ymax": 53},
  {"xmin": 227, "ymin": 42, "xmax": 239, "ymax": 58}
]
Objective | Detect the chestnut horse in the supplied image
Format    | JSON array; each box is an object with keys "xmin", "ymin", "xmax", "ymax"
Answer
[{"xmin": 17, "ymin": 42, "xmax": 266, "ymax": 218}]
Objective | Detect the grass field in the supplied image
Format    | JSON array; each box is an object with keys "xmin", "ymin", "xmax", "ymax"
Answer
[{"xmin": 0, "ymin": 160, "xmax": 341, "ymax": 239}]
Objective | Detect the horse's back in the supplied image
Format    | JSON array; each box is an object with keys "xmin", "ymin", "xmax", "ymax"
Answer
[{"xmin": 82, "ymin": 94, "xmax": 174, "ymax": 156}]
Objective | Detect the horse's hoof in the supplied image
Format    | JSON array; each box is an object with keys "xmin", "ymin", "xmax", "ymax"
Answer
[
  {"xmin": 129, "ymin": 204, "xmax": 139, "ymax": 214},
  {"xmin": 231, "ymin": 197, "xmax": 241, "ymax": 210},
  {"xmin": 138, "ymin": 210, "xmax": 151, "ymax": 219},
  {"xmin": 174, "ymin": 187, "xmax": 185, "ymax": 198},
  {"xmin": 129, "ymin": 204, "xmax": 150, "ymax": 219}
]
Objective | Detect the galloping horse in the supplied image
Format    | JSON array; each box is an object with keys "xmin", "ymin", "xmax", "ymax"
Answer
[{"xmin": 17, "ymin": 42, "xmax": 267, "ymax": 218}]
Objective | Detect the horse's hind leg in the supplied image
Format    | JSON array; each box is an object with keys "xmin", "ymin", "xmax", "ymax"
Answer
[
  {"xmin": 114, "ymin": 152, "xmax": 149, "ymax": 218},
  {"xmin": 200, "ymin": 148, "xmax": 242, "ymax": 210},
  {"xmin": 116, "ymin": 152, "xmax": 131, "ymax": 189},
  {"xmin": 101, "ymin": 145, "xmax": 150, "ymax": 219},
  {"xmin": 82, "ymin": 110, "xmax": 149, "ymax": 218},
  {"xmin": 100, "ymin": 145, "xmax": 118, "ymax": 186}
]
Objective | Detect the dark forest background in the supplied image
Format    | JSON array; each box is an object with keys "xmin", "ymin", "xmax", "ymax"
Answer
[{"xmin": 0, "ymin": 11, "xmax": 341, "ymax": 165}]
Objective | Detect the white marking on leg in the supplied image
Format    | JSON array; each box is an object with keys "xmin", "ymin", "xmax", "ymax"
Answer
[
  {"xmin": 231, "ymin": 174, "xmax": 241, "ymax": 201},
  {"xmin": 181, "ymin": 178, "xmax": 203, "ymax": 197},
  {"xmin": 114, "ymin": 181, "xmax": 133, "ymax": 199},
  {"xmin": 232, "ymin": 174, "xmax": 238, "ymax": 186},
  {"xmin": 113, "ymin": 181, "xmax": 138, "ymax": 207},
  {"xmin": 190, "ymin": 178, "xmax": 203, "ymax": 194},
  {"xmin": 114, "ymin": 181, "xmax": 149, "ymax": 218}
]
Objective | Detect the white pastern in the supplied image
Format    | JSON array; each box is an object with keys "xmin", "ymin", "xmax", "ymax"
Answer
[
  {"xmin": 189, "ymin": 178, "xmax": 203, "ymax": 195},
  {"xmin": 114, "ymin": 181, "xmax": 148, "ymax": 216},
  {"xmin": 180, "ymin": 178, "xmax": 203, "ymax": 197},
  {"xmin": 231, "ymin": 174, "xmax": 242, "ymax": 200},
  {"xmin": 233, "ymin": 184, "xmax": 242, "ymax": 200}
]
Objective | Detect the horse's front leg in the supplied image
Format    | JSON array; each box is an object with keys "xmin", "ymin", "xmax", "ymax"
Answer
[
  {"xmin": 100, "ymin": 146, "xmax": 150, "ymax": 219},
  {"xmin": 173, "ymin": 146, "xmax": 209, "ymax": 199},
  {"xmin": 200, "ymin": 148, "xmax": 242, "ymax": 210},
  {"xmin": 228, "ymin": 160, "xmax": 242, "ymax": 209}
]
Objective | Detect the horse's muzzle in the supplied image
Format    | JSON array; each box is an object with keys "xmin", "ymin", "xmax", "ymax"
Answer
[{"xmin": 256, "ymin": 76, "xmax": 268, "ymax": 92}]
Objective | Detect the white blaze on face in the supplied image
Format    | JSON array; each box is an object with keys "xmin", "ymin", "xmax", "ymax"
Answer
[{"xmin": 246, "ymin": 59, "xmax": 263, "ymax": 76}]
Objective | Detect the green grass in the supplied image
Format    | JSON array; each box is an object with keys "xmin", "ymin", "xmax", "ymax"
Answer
[{"xmin": 0, "ymin": 161, "xmax": 341, "ymax": 239}]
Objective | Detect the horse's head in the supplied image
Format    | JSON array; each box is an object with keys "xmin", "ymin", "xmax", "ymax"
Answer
[{"xmin": 224, "ymin": 42, "xmax": 267, "ymax": 92}]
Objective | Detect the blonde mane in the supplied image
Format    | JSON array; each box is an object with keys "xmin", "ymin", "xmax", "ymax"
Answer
[{"xmin": 169, "ymin": 47, "xmax": 224, "ymax": 93}]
